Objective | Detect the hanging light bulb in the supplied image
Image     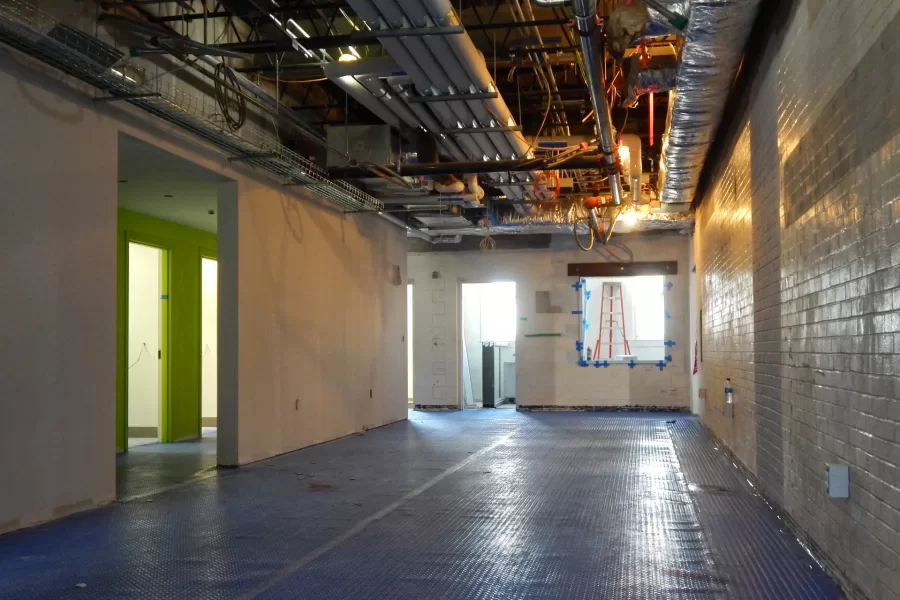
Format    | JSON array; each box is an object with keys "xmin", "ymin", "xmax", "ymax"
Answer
[{"xmin": 338, "ymin": 52, "xmax": 358, "ymax": 62}]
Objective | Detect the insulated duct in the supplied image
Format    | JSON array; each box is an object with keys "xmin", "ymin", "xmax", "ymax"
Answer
[
  {"xmin": 343, "ymin": 0, "xmax": 548, "ymax": 211},
  {"xmin": 659, "ymin": 0, "xmax": 760, "ymax": 203}
]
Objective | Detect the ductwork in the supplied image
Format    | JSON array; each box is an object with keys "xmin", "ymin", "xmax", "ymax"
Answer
[
  {"xmin": 342, "ymin": 0, "xmax": 549, "ymax": 211},
  {"xmin": 659, "ymin": 0, "xmax": 760, "ymax": 203}
]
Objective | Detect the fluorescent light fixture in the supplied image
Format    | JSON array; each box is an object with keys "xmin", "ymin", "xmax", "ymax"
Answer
[
  {"xmin": 348, "ymin": 46, "xmax": 361, "ymax": 58},
  {"xmin": 269, "ymin": 14, "xmax": 282, "ymax": 27},
  {"xmin": 287, "ymin": 19, "xmax": 311, "ymax": 38}
]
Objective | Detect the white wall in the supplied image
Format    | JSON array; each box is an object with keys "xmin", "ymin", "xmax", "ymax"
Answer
[
  {"xmin": 0, "ymin": 54, "xmax": 118, "ymax": 533},
  {"xmin": 218, "ymin": 179, "xmax": 408, "ymax": 466},
  {"xmin": 201, "ymin": 257, "xmax": 217, "ymax": 424},
  {"xmin": 127, "ymin": 243, "xmax": 161, "ymax": 431},
  {"xmin": 408, "ymin": 234, "xmax": 690, "ymax": 409},
  {"xmin": 0, "ymin": 49, "xmax": 408, "ymax": 531}
]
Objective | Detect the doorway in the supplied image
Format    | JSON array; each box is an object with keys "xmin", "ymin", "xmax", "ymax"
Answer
[
  {"xmin": 460, "ymin": 282, "xmax": 517, "ymax": 409},
  {"xmin": 201, "ymin": 257, "xmax": 217, "ymax": 437},
  {"xmin": 407, "ymin": 282, "xmax": 414, "ymax": 407},
  {"xmin": 127, "ymin": 242, "xmax": 166, "ymax": 448}
]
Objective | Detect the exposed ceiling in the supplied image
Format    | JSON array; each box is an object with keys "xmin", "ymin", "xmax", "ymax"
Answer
[
  {"xmin": 1, "ymin": 0, "xmax": 759, "ymax": 247},
  {"xmin": 118, "ymin": 135, "xmax": 229, "ymax": 233}
]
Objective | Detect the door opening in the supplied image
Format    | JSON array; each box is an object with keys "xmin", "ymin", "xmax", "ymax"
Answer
[
  {"xmin": 127, "ymin": 242, "xmax": 164, "ymax": 448},
  {"xmin": 201, "ymin": 257, "xmax": 218, "ymax": 437},
  {"xmin": 460, "ymin": 282, "xmax": 517, "ymax": 409},
  {"xmin": 407, "ymin": 282, "xmax": 414, "ymax": 407}
]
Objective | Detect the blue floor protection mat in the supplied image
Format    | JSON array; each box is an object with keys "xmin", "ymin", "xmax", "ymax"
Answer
[{"xmin": 0, "ymin": 411, "xmax": 843, "ymax": 599}]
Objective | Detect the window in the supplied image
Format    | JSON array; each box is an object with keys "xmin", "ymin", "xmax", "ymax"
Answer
[{"xmin": 579, "ymin": 275, "xmax": 666, "ymax": 362}]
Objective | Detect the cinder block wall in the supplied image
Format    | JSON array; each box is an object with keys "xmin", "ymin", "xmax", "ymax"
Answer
[
  {"xmin": 408, "ymin": 233, "xmax": 691, "ymax": 409},
  {"xmin": 696, "ymin": 2, "xmax": 900, "ymax": 598}
]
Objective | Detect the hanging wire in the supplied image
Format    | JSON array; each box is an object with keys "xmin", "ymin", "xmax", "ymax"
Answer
[{"xmin": 214, "ymin": 62, "xmax": 246, "ymax": 131}]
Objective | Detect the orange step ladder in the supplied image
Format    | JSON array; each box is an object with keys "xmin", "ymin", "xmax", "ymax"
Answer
[{"xmin": 593, "ymin": 282, "xmax": 631, "ymax": 360}]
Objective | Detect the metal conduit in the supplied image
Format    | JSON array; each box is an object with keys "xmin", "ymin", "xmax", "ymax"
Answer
[{"xmin": 569, "ymin": 0, "xmax": 624, "ymax": 207}]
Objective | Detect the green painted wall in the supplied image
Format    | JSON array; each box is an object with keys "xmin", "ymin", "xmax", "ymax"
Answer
[{"xmin": 116, "ymin": 210, "xmax": 217, "ymax": 451}]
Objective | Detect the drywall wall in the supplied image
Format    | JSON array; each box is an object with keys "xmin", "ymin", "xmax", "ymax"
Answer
[
  {"xmin": 117, "ymin": 210, "xmax": 217, "ymax": 448},
  {"xmin": 694, "ymin": 1, "xmax": 900, "ymax": 598},
  {"xmin": 0, "ymin": 46, "xmax": 407, "ymax": 530},
  {"xmin": 218, "ymin": 179, "xmax": 408, "ymax": 466},
  {"xmin": 0, "ymin": 55, "xmax": 118, "ymax": 533},
  {"xmin": 408, "ymin": 234, "xmax": 690, "ymax": 409},
  {"xmin": 201, "ymin": 257, "xmax": 218, "ymax": 426},
  {"xmin": 127, "ymin": 243, "xmax": 161, "ymax": 434}
]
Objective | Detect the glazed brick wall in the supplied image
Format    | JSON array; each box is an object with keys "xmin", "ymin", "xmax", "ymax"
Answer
[{"xmin": 696, "ymin": 1, "xmax": 900, "ymax": 598}]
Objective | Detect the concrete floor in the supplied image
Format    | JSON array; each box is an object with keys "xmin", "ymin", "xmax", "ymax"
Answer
[{"xmin": 2, "ymin": 411, "xmax": 842, "ymax": 599}]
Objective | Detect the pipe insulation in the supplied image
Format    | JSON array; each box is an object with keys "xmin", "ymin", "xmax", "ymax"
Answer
[
  {"xmin": 658, "ymin": 0, "xmax": 760, "ymax": 203},
  {"xmin": 343, "ymin": 0, "xmax": 550, "ymax": 209},
  {"xmin": 570, "ymin": 0, "xmax": 625, "ymax": 207}
]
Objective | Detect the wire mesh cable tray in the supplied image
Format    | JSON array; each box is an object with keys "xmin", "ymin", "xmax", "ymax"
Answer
[{"xmin": 0, "ymin": 0, "xmax": 382, "ymax": 213}]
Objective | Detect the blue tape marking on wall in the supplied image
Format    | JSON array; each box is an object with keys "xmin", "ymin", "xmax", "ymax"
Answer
[
  {"xmin": 520, "ymin": 317, "xmax": 528, "ymax": 321},
  {"xmin": 161, "ymin": 294, "xmax": 169, "ymax": 300},
  {"xmin": 664, "ymin": 340, "xmax": 676, "ymax": 347},
  {"xmin": 594, "ymin": 360, "xmax": 610, "ymax": 368},
  {"xmin": 585, "ymin": 290, "xmax": 592, "ymax": 300},
  {"xmin": 572, "ymin": 310, "xmax": 583, "ymax": 315},
  {"xmin": 575, "ymin": 341, "xmax": 584, "ymax": 351},
  {"xmin": 656, "ymin": 361, "xmax": 667, "ymax": 371},
  {"xmin": 628, "ymin": 360, "xmax": 636, "ymax": 369},
  {"xmin": 572, "ymin": 281, "xmax": 582, "ymax": 291},
  {"xmin": 665, "ymin": 354, "xmax": 673, "ymax": 362},
  {"xmin": 665, "ymin": 311, "xmax": 671, "ymax": 320},
  {"xmin": 582, "ymin": 320, "xmax": 590, "ymax": 330},
  {"xmin": 664, "ymin": 282, "xmax": 674, "ymax": 291},
  {"xmin": 578, "ymin": 359, "xmax": 589, "ymax": 368}
]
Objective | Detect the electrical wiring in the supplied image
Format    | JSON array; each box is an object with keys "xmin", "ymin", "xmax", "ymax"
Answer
[
  {"xmin": 573, "ymin": 219, "xmax": 594, "ymax": 251},
  {"xmin": 214, "ymin": 62, "xmax": 246, "ymax": 131},
  {"xmin": 256, "ymin": 75, "xmax": 328, "ymax": 84}
]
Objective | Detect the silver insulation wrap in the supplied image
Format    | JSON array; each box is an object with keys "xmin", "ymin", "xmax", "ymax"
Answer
[{"xmin": 659, "ymin": 0, "xmax": 761, "ymax": 204}]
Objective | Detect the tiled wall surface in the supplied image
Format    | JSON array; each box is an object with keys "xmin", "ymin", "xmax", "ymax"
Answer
[
  {"xmin": 408, "ymin": 234, "xmax": 691, "ymax": 409},
  {"xmin": 696, "ymin": 2, "xmax": 900, "ymax": 598}
]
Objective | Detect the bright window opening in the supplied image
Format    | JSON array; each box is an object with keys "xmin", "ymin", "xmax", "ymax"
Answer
[{"xmin": 579, "ymin": 275, "xmax": 666, "ymax": 362}]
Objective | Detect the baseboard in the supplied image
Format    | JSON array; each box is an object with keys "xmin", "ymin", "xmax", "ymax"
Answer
[
  {"xmin": 128, "ymin": 426, "xmax": 158, "ymax": 437},
  {"xmin": 413, "ymin": 404, "xmax": 459, "ymax": 411},
  {"xmin": 517, "ymin": 405, "xmax": 690, "ymax": 413},
  {"xmin": 201, "ymin": 417, "xmax": 217, "ymax": 427}
]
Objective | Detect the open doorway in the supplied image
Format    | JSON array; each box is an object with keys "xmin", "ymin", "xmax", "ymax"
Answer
[
  {"xmin": 127, "ymin": 242, "xmax": 165, "ymax": 448},
  {"xmin": 116, "ymin": 134, "xmax": 227, "ymax": 500},
  {"xmin": 407, "ymin": 282, "xmax": 414, "ymax": 407},
  {"xmin": 201, "ymin": 257, "xmax": 217, "ymax": 437},
  {"xmin": 460, "ymin": 282, "xmax": 517, "ymax": 409}
]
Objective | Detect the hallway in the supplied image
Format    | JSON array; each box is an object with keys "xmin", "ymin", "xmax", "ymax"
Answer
[{"xmin": 0, "ymin": 411, "xmax": 841, "ymax": 599}]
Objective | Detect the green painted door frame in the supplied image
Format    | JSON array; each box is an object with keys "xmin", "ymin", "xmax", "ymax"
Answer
[{"xmin": 116, "ymin": 210, "xmax": 217, "ymax": 452}]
